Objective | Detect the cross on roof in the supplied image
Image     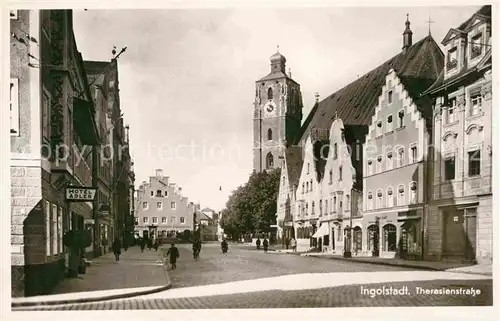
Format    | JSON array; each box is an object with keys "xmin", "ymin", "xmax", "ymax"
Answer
[
  {"xmin": 277, "ymin": 45, "xmax": 280, "ymax": 53},
  {"xmin": 425, "ymin": 14, "xmax": 435, "ymax": 35}
]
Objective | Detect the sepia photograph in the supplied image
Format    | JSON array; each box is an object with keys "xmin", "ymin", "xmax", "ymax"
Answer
[{"xmin": 3, "ymin": 0, "xmax": 496, "ymax": 316}]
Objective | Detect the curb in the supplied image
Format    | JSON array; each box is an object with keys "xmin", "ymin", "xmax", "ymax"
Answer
[{"xmin": 12, "ymin": 255, "xmax": 173, "ymax": 308}]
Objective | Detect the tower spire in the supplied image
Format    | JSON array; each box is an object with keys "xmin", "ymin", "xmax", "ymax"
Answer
[{"xmin": 402, "ymin": 13, "xmax": 413, "ymax": 53}]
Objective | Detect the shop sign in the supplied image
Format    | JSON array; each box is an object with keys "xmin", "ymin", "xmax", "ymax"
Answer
[{"xmin": 65, "ymin": 186, "xmax": 97, "ymax": 202}]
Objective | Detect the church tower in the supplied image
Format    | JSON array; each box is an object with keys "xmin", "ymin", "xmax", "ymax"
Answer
[{"xmin": 253, "ymin": 49, "xmax": 303, "ymax": 172}]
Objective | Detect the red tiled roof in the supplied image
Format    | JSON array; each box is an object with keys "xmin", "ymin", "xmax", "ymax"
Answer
[{"xmin": 295, "ymin": 35, "xmax": 444, "ymax": 145}]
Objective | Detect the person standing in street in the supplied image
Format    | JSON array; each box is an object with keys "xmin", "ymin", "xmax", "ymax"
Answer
[
  {"xmin": 112, "ymin": 237, "xmax": 122, "ymax": 261},
  {"xmin": 256, "ymin": 238, "xmax": 261, "ymax": 250},
  {"xmin": 140, "ymin": 238, "xmax": 145, "ymax": 252},
  {"xmin": 166, "ymin": 243, "xmax": 180, "ymax": 270},
  {"xmin": 263, "ymin": 238, "xmax": 269, "ymax": 252}
]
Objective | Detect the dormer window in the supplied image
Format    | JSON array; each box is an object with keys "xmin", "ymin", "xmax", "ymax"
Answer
[
  {"xmin": 447, "ymin": 47, "xmax": 458, "ymax": 69},
  {"xmin": 156, "ymin": 190, "xmax": 162, "ymax": 197},
  {"xmin": 470, "ymin": 33, "xmax": 482, "ymax": 59}
]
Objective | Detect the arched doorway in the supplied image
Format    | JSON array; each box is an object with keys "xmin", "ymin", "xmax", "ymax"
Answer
[
  {"xmin": 367, "ymin": 225, "xmax": 379, "ymax": 257},
  {"xmin": 383, "ymin": 224, "xmax": 397, "ymax": 252},
  {"xmin": 353, "ymin": 226, "xmax": 362, "ymax": 254}
]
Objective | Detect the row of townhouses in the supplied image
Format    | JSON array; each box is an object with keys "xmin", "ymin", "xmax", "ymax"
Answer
[
  {"xmin": 269, "ymin": 6, "xmax": 492, "ymax": 264},
  {"xmin": 134, "ymin": 169, "xmax": 223, "ymax": 242},
  {"xmin": 10, "ymin": 10, "xmax": 135, "ymax": 297}
]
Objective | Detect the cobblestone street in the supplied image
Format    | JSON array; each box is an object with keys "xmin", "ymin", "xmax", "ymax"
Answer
[{"xmin": 13, "ymin": 243, "xmax": 493, "ymax": 310}]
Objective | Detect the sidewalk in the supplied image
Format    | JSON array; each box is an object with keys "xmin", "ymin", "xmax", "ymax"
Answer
[
  {"xmin": 300, "ymin": 253, "xmax": 491, "ymax": 275},
  {"xmin": 12, "ymin": 246, "xmax": 172, "ymax": 308}
]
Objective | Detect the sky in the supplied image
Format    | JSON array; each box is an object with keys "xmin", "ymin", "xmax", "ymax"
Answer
[{"xmin": 72, "ymin": 5, "xmax": 482, "ymax": 211}]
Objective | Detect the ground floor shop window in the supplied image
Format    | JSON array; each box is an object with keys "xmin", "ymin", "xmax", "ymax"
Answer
[
  {"xmin": 353, "ymin": 227, "xmax": 362, "ymax": 253},
  {"xmin": 383, "ymin": 224, "xmax": 397, "ymax": 251},
  {"xmin": 367, "ymin": 224, "xmax": 378, "ymax": 251}
]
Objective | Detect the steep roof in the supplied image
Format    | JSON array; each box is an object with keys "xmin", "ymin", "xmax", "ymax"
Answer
[
  {"xmin": 295, "ymin": 35, "xmax": 443, "ymax": 145},
  {"xmin": 199, "ymin": 212, "xmax": 212, "ymax": 221},
  {"xmin": 285, "ymin": 145, "xmax": 303, "ymax": 188},
  {"xmin": 457, "ymin": 5, "xmax": 491, "ymax": 31}
]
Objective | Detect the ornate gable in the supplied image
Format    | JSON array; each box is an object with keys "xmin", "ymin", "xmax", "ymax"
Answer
[{"xmin": 441, "ymin": 28, "xmax": 466, "ymax": 46}]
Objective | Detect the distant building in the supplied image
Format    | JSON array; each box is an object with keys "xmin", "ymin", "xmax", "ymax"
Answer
[
  {"xmin": 199, "ymin": 208, "xmax": 220, "ymax": 241},
  {"xmin": 134, "ymin": 169, "xmax": 196, "ymax": 239},
  {"xmin": 424, "ymin": 5, "xmax": 492, "ymax": 264}
]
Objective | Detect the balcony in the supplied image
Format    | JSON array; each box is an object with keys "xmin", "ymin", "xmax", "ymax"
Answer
[
  {"xmin": 471, "ymin": 45, "xmax": 482, "ymax": 59},
  {"xmin": 446, "ymin": 59, "xmax": 457, "ymax": 70}
]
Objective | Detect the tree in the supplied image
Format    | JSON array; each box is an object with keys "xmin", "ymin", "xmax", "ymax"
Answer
[{"xmin": 219, "ymin": 168, "xmax": 281, "ymax": 238}]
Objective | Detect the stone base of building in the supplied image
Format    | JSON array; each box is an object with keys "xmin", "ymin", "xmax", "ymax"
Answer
[{"xmin": 11, "ymin": 258, "xmax": 66, "ymax": 297}]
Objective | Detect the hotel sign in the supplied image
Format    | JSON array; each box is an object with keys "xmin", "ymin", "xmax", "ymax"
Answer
[{"xmin": 65, "ymin": 186, "xmax": 97, "ymax": 202}]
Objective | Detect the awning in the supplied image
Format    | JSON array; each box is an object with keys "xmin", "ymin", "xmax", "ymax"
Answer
[
  {"xmin": 312, "ymin": 223, "xmax": 329, "ymax": 238},
  {"xmin": 73, "ymin": 97, "xmax": 100, "ymax": 145}
]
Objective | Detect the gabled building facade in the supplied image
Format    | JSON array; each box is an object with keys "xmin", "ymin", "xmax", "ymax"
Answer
[
  {"xmin": 134, "ymin": 169, "xmax": 196, "ymax": 239},
  {"xmin": 424, "ymin": 5, "xmax": 492, "ymax": 265},
  {"xmin": 362, "ymin": 69, "xmax": 435, "ymax": 259}
]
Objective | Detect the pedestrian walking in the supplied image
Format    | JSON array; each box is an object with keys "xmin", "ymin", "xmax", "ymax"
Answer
[
  {"xmin": 290, "ymin": 237, "xmax": 297, "ymax": 252},
  {"xmin": 112, "ymin": 237, "xmax": 121, "ymax": 261},
  {"xmin": 256, "ymin": 238, "xmax": 261, "ymax": 250},
  {"xmin": 154, "ymin": 239, "xmax": 159, "ymax": 252},
  {"xmin": 221, "ymin": 239, "xmax": 228, "ymax": 254},
  {"xmin": 166, "ymin": 243, "xmax": 180, "ymax": 270},
  {"xmin": 148, "ymin": 238, "xmax": 153, "ymax": 250},
  {"xmin": 140, "ymin": 238, "xmax": 145, "ymax": 252},
  {"xmin": 263, "ymin": 238, "xmax": 269, "ymax": 252}
]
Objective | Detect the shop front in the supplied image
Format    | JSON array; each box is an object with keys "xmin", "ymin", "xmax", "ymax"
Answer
[{"xmin": 397, "ymin": 210, "xmax": 422, "ymax": 260}]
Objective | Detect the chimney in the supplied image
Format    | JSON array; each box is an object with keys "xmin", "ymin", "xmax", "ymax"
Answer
[
  {"xmin": 155, "ymin": 169, "xmax": 163, "ymax": 177},
  {"xmin": 402, "ymin": 14, "xmax": 413, "ymax": 53}
]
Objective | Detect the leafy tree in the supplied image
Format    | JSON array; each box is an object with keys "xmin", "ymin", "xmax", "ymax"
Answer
[{"xmin": 219, "ymin": 168, "xmax": 281, "ymax": 237}]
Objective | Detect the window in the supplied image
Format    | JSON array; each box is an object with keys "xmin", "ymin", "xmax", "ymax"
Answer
[
  {"xmin": 410, "ymin": 146, "xmax": 417, "ymax": 163},
  {"xmin": 376, "ymin": 190, "xmax": 383, "ymax": 209},
  {"xmin": 333, "ymin": 196, "xmax": 337, "ymax": 212},
  {"xmin": 42, "ymin": 90, "xmax": 51, "ymax": 139},
  {"xmin": 376, "ymin": 156, "xmax": 383, "ymax": 173},
  {"xmin": 397, "ymin": 148, "xmax": 405, "ymax": 167},
  {"xmin": 307, "ymin": 163, "xmax": 310, "ymax": 174},
  {"xmin": 376, "ymin": 121, "xmax": 383, "ymax": 136},
  {"xmin": 152, "ymin": 217, "xmax": 158, "ymax": 224},
  {"xmin": 156, "ymin": 202, "xmax": 162, "ymax": 210},
  {"xmin": 311, "ymin": 201, "xmax": 315, "ymax": 215},
  {"xmin": 142, "ymin": 202, "xmax": 148, "ymax": 210},
  {"xmin": 156, "ymin": 190, "xmax": 162, "ymax": 197},
  {"xmin": 10, "ymin": 10, "xmax": 18, "ymax": 19},
  {"xmin": 367, "ymin": 192, "xmax": 373, "ymax": 210},
  {"xmin": 306, "ymin": 181, "xmax": 309, "ymax": 192},
  {"xmin": 383, "ymin": 224, "xmax": 397, "ymax": 251},
  {"xmin": 386, "ymin": 152, "xmax": 393, "ymax": 170},
  {"xmin": 410, "ymin": 182, "xmax": 417, "ymax": 204},
  {"xmin": 310, "ymin": 179, "xmax": 313, "ymax": 191},
  {"xmin": 150, "ymin": 191, "xmax": 154, "ymax": 197},
  {"xmin": 143, "ymin": 217, "xmax": 149, "ymax": 224},
  {"xmin": 45, "ymin": 201, "xmax": 51, "ymax": 255},
  {"xmin": 51, "ymin": 204, "xmax": 58, "ymax": 255},
  {"xmin": 329, "ymin": 170, "xmax": 333, "ymax": 184},
  {"xmin": 388, "ymin": 90, "xmax": 393, "ymax": 104},
  {"xmin": 267, "ymin": 87, "xmax": 273, "ymax": 100},
  {"xmin": 470, "ymin": 91, "xmax": 482, "ymax": 116},
  {"xmin": 171, "ymin": 216, "xmax": 177, "ymax": 224},
  {"xmin": 171, "ymin": 201, "xmax": 176, "ymax": 209},
  {"xmin": 367, "ymin": 160, "xmax": 373, "ymax": 175},
  {"xmin": 447, "ymin": 97, "xmax": 457, "ymax": 123},
  {"xmin": 339, "ymin": 200, "xmax": 343, "ymax": 213},
  {"xmin": 305, "ymin": 203, "xmax": 309, "ymax": 215},
  {"xmin": 339, "ymin": 166, "xmax": 343, "ymax": 181},
  {"xmin": 325, "ymin": 200, "xmax": 328, "ymax": 214},
  {"xmin": 302, "ymin": 183, "xmax": 305, "ymax": 194},
  {"xmin": 10, "ymin": 79, "xmax": 19, "ymax": 136},
  {"xmin": 444, "ymin": 156, "xmax": 456, "ymax": 180},
  {"xmin": 470, "ymin": 33, "xmax": 482, "ymax": 59},
  {"xmin": 398, "ymin": 110, "xmax": 404, "ymax": 128},
  {"xmin": 345, "ymin": 195, "xmax": 350, "ymax": 212},
  {"xmin": 319, "ymin": 200, "xmax": 323, "ymax": 216},
  {"xmin": 397, "ymin": 185, "xmax": 405, "ymax": 206},
  {"xmin": 387, "ymin": 188, "xmax": 394, "ymax": 207},
  {"xmin": 386, "ymin": 115, "xmax": 393, "ymax": 132},
  {"xmin": 267, "ymin": 128, "xmax": 273, "ymax": 141},
  {"xmin": 266, "ymin": 152, "xmax": 274, "ymax": 169},
  {"xmin": 164, "ymin": 190, "xmax": 168, "ymax": 197},
  {"xmin": 161, "ymin": 217, "xmax": 167, "ymax": 224},
  {"xmin": 468, "ymin": 150, "xmax": 481, "ymax": 176},
  {"xmin": 135, "ymin": 217, "xmax": 139, "ymax": 225},
  {"xmin": 447, "ymin": 47, "xmax": 457, "ymax": 69},
  {"xmin": 333, "ymin": 143, "xmax": 338, "ymax": 159}
]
